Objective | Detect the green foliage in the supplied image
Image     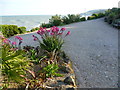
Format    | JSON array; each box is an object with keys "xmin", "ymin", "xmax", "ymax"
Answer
[
  {"xmin": 92, "ymin": 13, "xmax": 98, "ymax": 18},
  {"xmin": 40, "ymin": 36, "xmax": 64, "ymax": 52},
  {"xmin": 105, "ymin": 8, "xmax": 120, "ymax": 28},
  {"xmin": 0, "ymin": 25, "xmax": 18, "ymax": 37},
  {"xmin": 62, "ymin": 16, "xmax": 70, "ymax": 24},
  {"xmin": 62, "ymin": 14, "xmax": 81, "ymax": 24},
  {"xmin": 49, "ymin": 15, "xmax": 63, "ymax": 26},
  {"xmin": 43, "ymin": 64, "xmax": 62, "ymax": 78},
  {"xmin": 40, "ymin": 23, "xmax": 53, "ymax": 28},
  {"xmin": 18, "ymin": 27, "xmax": 26, "ymax": 34},
  {"xmin": 1, "ymin": 43, "xmax": 30, "ymax": 87},
  {"xmin": 80, "ymin": 17, "xmax": 86, "ymax": 21},
  {"xmin": 0, "ymin": 25, "xmax": 27, "ymax": 37},
  {"xmin": 40, "ymin": 14, "xmax": 81, "ymax": 29},
  {"xmin": 88, "ymin": 13, "xmax": 105, "ymax": 20},
  {"xmin": 87, "ymin": 16, "xmax": 96, "ymax": 20},
  {"xmin": 112, "ymin": 19, "xmax": 120, "ymax": 29},
  {"xmin": 97, "ymin": 13, "xmax": 105, "ymax": 18},
  {"xmin": 30, "ymin": 27, "xmax": 39, "ymax": 32}
]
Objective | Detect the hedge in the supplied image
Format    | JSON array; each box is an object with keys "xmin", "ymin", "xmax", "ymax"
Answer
[
  {"xmin": 0, "ymin": 25, "xmax": 26, "ymax": 38},
  {"xmin": 104, "ymin": 8, "xmax": 120, "ymax": 29}
]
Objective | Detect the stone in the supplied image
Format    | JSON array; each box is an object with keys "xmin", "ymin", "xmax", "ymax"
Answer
[
  {"xmin": 64, "ymin": 57, "xmax": 70, "ymax": 63},
  {"xmin": 64, "ymin": 75, "xmax": 75, "ymax": 85}
]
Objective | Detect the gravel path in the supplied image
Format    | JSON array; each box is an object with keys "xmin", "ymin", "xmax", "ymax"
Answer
[{"xmin": 9, "ymin": 18, "xmax": 118, "ymax": 88}]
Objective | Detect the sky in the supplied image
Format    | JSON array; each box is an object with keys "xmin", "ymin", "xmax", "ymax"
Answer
[{"xmin": 0, "ymin": 0, "xmax": 119, "ymax": 15}]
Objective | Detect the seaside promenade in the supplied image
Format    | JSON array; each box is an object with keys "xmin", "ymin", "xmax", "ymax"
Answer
[{"xmin": 9, "ymin": 18, "xmax": 118, "ymax": 88}]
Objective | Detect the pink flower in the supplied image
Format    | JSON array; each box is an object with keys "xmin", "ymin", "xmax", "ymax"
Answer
[
  {"xmin": 33, "ymin": 37, "xmax": 37, "ymax": 41},
  {"xmin": 40, "ymin": 27, "xmax": 44, "ymax": 30},
  {"xmin": 41, "ymin": 29, "xmax": 45, "ymax": 33},
  {"xmin": 47, "ymin": 30, "xmax": 50, "ymax": 32},
  {"xmin": 50, "ymin": 33, "xmax": 54, "ymax": 35},
  {"xmin": 15, "ymin": 36, "xmax": 23, "ymax": 40},
  {"xmin": 3, "ymin": 39, "xmax": 9, "ymax": 44},
  {"xmin": 58, "ymin": 32, "xmax": 63, "ymax": 35},
  {"xmin": 65, "ymin": 31, "xmax": 70, "ymax": 36},
  {"xmin": 56, "ymin": 27, "xmax": 59, "ymax": 30},
  {"xmin": 32, "ymin": 35, "xmax": 35, "ymax": 37},
  {"xmin": 43, "ymin": 27, "xmax": 47, "ymax": 29},
  {"xmin": 52, "ymin": 28, "xmax": 56, "ymax": 32},
  {"xmin": 37, "ymin": 30, "xmax": 44, "ymax": 35},
  {"xmin": 37, "ymin": 30, "xmax": 41, "ymax": 34},
  {"xmin": 12, "ymin": 42, "xmax": 17, "ymax": 45},
  {"xmin": 61, "ymin": 28, "xmax": 66, "ymax": 31}
]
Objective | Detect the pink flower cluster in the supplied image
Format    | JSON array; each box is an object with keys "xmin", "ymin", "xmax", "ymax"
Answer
[
  {"xmin": 35, "ymin": 26, "xmax": 70, "ymax": 38},
  {"xmin": 2, "ymin": 36, "xmax": 23, "ymax": 48},
  {"xmin": 15, "ymin": 36, "xmax": 23, "ymax": 40},
  {"xmin": 2, "ymin": 38, "xmax": 17, "ymax": 47},
  {"xmin": 3, "ymin": 39, "xmax": 10, "ymax": 44},
  {"xmin": 32, "ymin": 35, "xmax": 38, "ymax": 41}
]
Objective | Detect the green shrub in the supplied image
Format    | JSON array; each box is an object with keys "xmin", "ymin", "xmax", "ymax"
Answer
[
  {"xmin": 92, "ymin": 13, "xmax": 98, "ymax": 18},
  {"xmin": 80, "ymin": 17, "xmax": 86, "ymax": 21},
  {"xmin": 30, "ymin": 27, "xmax": 39, "ymax": 32},
  {"xmin": 67, "ymin": 14, "xmax": 76, "ymax": 23},
  {"xmin": 74, "ymin": 14, "xmax": 81, "ymax": 22},
  {"xmin": 40, "ymin": 23, "xmax": 53, "ymax": 28},
  {"xmin": 62, "ymin": 14, "xmax": 81, "ymax": 24},
  {"xmin": 107, "ymin": 12, "xmax": 116, "ymax": 24},
  {"xmin": 87, "ymin": 16, "xmax": 96, "ymax": 20},
  {"xmin": 97, "ymin": 13, "xmax": 105, "ymax": 18},
  {"xmin": 62, "ymin": 16, "xmax": 71, "ymax": 24},
  {"xmin": 0, "ymin": 25, "xmax": 18, "ymax": 37},
  {"xmin": 1, "ymin": 38, "xmax": 30, "ymax": 88},
  {"xmin": 105, "ymin": 8, "xmax": 120, "ymax": 27},
  {"xmin": 0, "ymin": 25, "xmax": 27, "ymax": 37},
  {"xmin": 40, "ymin": 36, "xmax": 64, "ymax": 52},
  {"xmin": 18, "ymin": 26, "xmax": 26, "ymax": 34},
  {"xmin": 49, "ymin": 15, "xmax": 63, "ymax": 26},
  {"xmin": 112, "ymin": 19, "xmax": 120, "ymax": 29}
]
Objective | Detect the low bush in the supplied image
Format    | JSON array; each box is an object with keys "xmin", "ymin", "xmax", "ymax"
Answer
[
  {"xmin": 112, "ymin": 19, "xmax": 120, "ymax": 29},
  {"xmin": 106, "ymin": 12, "xmax": 116, "ymax": 24},
  {"xmin": 0, "ymin": 25, "xmax": 27, "ymax": 37},
  {"xmin": 92, "ymin": 13, "xmax": 98, "ymax": 18},
  {"xmin": 49, "ymin": 15, "xmax": 63, "ymax": 26},
  {"xmin": 87, "ymin": 16, "xmax": 96, "ymax": 20},
  {"xmin": 62, "ymin": 16, "xmax": 71, "ymax": 24},
  {"xmin": 18, "ymin": 27, "xmax": 26, "ymax": 34},
  {"xmin": 80, "ymin": 17, "xmax": 86, "ymax": 21},
  {"xmin": 40, "ymin": 14, "xmax": 81, "ymax": 28},
  {"xmin": 104, "ymin": 8, "xmax": 120, "ymax": 29},
  {"xmin": 97, "ymin": 13, "xmax": 105, "ymax": 18},
  {"xmin": 88, "ymin": 13, "xmax": 105, "ymax": 20},
  {"xmin": 0, "ymin": 36, "xmax": 30, "ymax": 88},
  {"xmin": 40, "ymin": 23, "xmax": 53, "ymax": 28},
  {"xmin": 30, "ymin": 27, "xmax": 39, "ymax": 32}
]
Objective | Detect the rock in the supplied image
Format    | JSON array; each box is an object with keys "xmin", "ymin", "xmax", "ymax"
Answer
[
  {"xmin": 64, "ymin": 57, "xmax": 70, "ymax": 63},
  {"xmin": 60, "ymin": 66, "xmax": 72, "ymax": 73},
  {"xmin": 64, "ymin": 75, "xmax": 75, "ymax": 85}
]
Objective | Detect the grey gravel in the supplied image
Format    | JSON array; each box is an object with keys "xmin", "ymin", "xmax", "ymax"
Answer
[{"xmin": 9, "ymin": 18, "xmax": 118, "ymax": 88}]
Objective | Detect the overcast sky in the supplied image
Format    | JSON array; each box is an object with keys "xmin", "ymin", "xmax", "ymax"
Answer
[{"xmin": 0, "ymin": 0, "xmax": 119, "ymax": 15}]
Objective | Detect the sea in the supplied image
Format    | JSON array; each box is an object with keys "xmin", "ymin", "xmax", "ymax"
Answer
[
  {"xmin": 0, "ymin": 14, "xmax": 89, "ymax": 31},
  {"xmin": 0, "ymin": 15, "xmax": 52, "ymax": 31}
]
